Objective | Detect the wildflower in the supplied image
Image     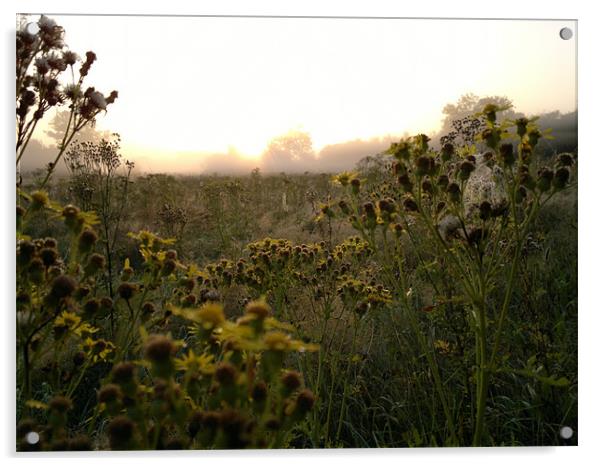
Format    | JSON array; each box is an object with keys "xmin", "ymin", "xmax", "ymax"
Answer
[
  {"xmin": 398, "ymin": 174, "xmax": 413, "ymax": 193},
  {"xmin": 107, "ymin": 416, "xmax": 135, "ymax": 450},
  {"xmin": 215, "ymin": 362, "xmax": 237, "ymax": 386},
  {"xmin": 415, "ymin": 156, "xmax": 432, "ymax": 177},
  {"xmin": 219, "ymin": 409, "xmax": 251, "ymax": 448},
  {"xmin": 350, "ymin": 178, "xmax": 361, "ymax": 195},
  {"xmin": 68, "ymin": 435, "xmax": 92, "ymax": 451},
  {"xmin": 34, "ymin": 57, "xmax": 50, "ymax": 75},
  {"xmin": 481, "ymin": 128, "xmax": 501, "ymax": 150},
  {"xmin": 393, "ymin": 161, "xmax": 407, "ymax": 176},
  {"xmin": 264, "ymin": 331, "xmax": 292, "ymax": 351},
  {"xmin": 144, "ymin": 335, "xmax": 175, "ymax": 364},
  {"xmin": 49, "ymin": 395, "xmax": 72, "ymax": 414},
  {"xmin": 459, "ymin": 160, "xmax": 476, "ymax": 181},
  {"xmin": 553, "ymin": 167, "xmax": 570, "ymax": 190},
  {"xmin": 447, "ymin": 182, "xmax": 461, "ymax": 204},
  {"xmin": 558, "ymin": 153, "xmax": 574, "ymax": 167},
  {"xmin": 112, "ymin": 362, "xmax": 137, "ymax": 385},
  {"xmin": 363, "ymin": 202, "xmax": 376, "ymax": 219},
  {"xmin": 98, "ymin": 384, "xmax": 122, "ymax": 404},
  {"xmin": 30, "ymin": 191, "xmax": 49, "ymax": 209},
  {"xmin": 117, "ymin": 282, "xmax": 137, "ymax": 300},
  {"xmin": 246, "ymin": 299, "xmax": 270, "ymax": 319},
  {"xmin": 281, "ymin": 370, "xmax": 302, "ymax": 394},
  {"xmin": 498, "ymin": 143, "xmax": 514, "ymax": 167},
  {"xmin": 187, "ymin": 411, "xmax": 204, "ymax": 438},
  {"xmin": 161, "ymin": 258, "xmax": 177, "ymax": 276},
  {"xmin": 38, "ymin": 15, "xmax": 58, "ymax": 33},
  {"xmin": 441, "ymin": 142, "xmax": 455, "ymax": 161},
  {"xmin": 198, "ymin": 302, "xmax": 225, "ymax": 329},
  {"xmin": 515, "ymin": 117, "xmax": 529, "ymax": 137},
  {"xmin": 403, "ymin": 197, "xmax": 418, "ymax": 212},
  {"xmin": 40, "ymin": 247, "xmax": 58, "ymax": 266},
  {"xmin": 479, "ymin": 201, "xmax": 492, "ymax": 220},
  {"xmin": 83, "ymin": 298, "xmax": 100, "ymax": 317},
  {"xmin": 332, "ymin": 171, "xmax": 357, "ymax": 187},
  {"xmin": 86, "ymin": 253, "xmax": 105, "ymax": 274},
  {"xmin": 78, "ymin": 229, "xmax": 98, "ymax": 254},
  {"xmin": 537, "ymin": 168, "xmax": 554, "ymax": 192},
  {"xmin": 50, "ymin": 275, "xmax": 77, "ymax": 299},
  {"xmin": 338, "ymin": 200, "xmax": 351, "ymax": 215},
  {"xmin": 252, "ymin": 381, "xmax": 268, "ymax": 403},
  {"xmin": 141, "ymin": 301, "xmax": 156, "ymax": 320},
  {"xmin": 62, "ymin": 50, "xmax": 78, "ymax": 66},
  {"xmin": 106, "ymin": 90, "xmax": 118, "ymax": 105},
  {"xmin": 527, "ymin": 128, "xmax": 542, "ymax": 147},
  {"xmin": 483, "ymin": 103, "xmax": 499, "ymax": 123},
  {"xmin": 292, "ymin": 389, "xmax": 316, "ymax": 416},
  {"xmin": 414, "ymin": 134, "xmax": 430, "ymax": 154}
]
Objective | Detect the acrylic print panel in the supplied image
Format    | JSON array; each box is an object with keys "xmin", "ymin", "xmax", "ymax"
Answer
[{"xmin": 16, "ymin": 14, "xmax": 577, "ymax": 450}]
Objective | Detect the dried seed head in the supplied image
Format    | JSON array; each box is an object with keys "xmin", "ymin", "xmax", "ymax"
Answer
[
  {"xmin": 499, "ymin": 143, "xmax": 515, "ymax": 167},
  {"xmin": 294, "ymin": 389, "xmax": 316, "ymax": 415},
  {"xmin": 50, "ymin": 275, "xmax": 77, "ymax": 299},
  {"xmin": 40, "ymin": 247, "xmax": 58, "ymax": 267},
  {"xmin": 479, "ymin": 201, "xmax": 492, "ymax": 220},
  {"xmin": 117, "ymin": 282, "xmax": 137, "ymax": 300},
  {"xmin": 161, "ymin": 258, "xmax": 177, "ymax": 276},
  {"xmin": 83, "ymin": 298, "xmax": 100, "ymax": 316},
  {"xmin": 537, "ymin": 168, "xmax": 554, "ymax": 192},
  {"xmin": 446, "ymin": 182, "xmax": 461, "ymax": 203},
  {"xmin": 73, "ymin": 351, "xmax": 86, "ymax": 367},
  {"xmin": 112, "ymin": 362, "xmax": 137, "ymax": 385},
  {"xmin": 441, "ymin": 142, "xmax": 455, "ymax": 161},
  {"xmin": 252, "ymin": 381, "xmax": 268, "ymax": 403},
  {"xmin": 87, "ymin": 253, "xmax": 105, "ymax": 272},
  {"xmin": 107, "ymin": 416, "xmax": 135, "ymax": 450},
  {"xmin": 68, "ymin": 435, "xmax": 92, "ymax": 451},
  {"xmin": 49, "ymin": 395, "xmax": 72, "ymax": 413},
  {"xmin": 215, "ymin": 362, "xmax": 237, "ymax": 386},
  {"xmin": 437, "ymin": 174, "xmax": 449, "ymax": 189},
  {"xmin": 30, "ymin": 191, "xmax": 49, "ymax": 209},
  {"xmin": 459, "ymin": 161, "xmax": 476, "ymax": 181},
  {"xmin": 98, "ymin": 384, "xmax": 122, "ymax": 404},
  {"xmin": 144, "ymin": 335, "xmax": 175, "ymax": 363},
  {"xmin": 187, "ymin": 411, "xmax": 204, "ymax": 438},
  {"xmin": 281, "ymin": 370, "xmax": 302, "ymax": 393},
  {"xmin": 553, "ymin": 167, "xmax": 570, "ymax": 190},
  {"xmin": 141, "ymin": 301, "xmax": 156, "ymax": 318},
  {"xmin": 558, "ymin": 153, "xmax": 574, "ymax": 167},
  {"xmin": 78, "ymin": 229, "xmax": 98, "ymax": 253},
  {"xmin": 403, "ymin": 198, "xmax": 418, "ymax": 212},
  {"xmin": 245, "ymin": 300, "xmax": 270, "ymax": 319},
  {"xmin": 397, "ymin": 174, "xmax": 413, "ymax": 193}
]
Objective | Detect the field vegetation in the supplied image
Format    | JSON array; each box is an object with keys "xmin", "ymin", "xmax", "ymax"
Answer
[{"xmin": 16, "ymin": 16, "xmax": 577, "ymax": 449}]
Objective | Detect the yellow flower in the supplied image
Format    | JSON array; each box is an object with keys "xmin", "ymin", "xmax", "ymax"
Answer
[
  {"xmin": 263, "ymin": 331, "xmax": 292, "ymax": 351},
  {"xmin": 175, "ymin": 349, "xmax": 215, "ymax": 375},
  {"xmin": 198, "ymin": 302, "xmax": 225, "ymax": 329}
]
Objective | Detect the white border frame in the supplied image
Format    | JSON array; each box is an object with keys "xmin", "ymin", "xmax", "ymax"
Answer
[{"xmin": 2, "ymin": 1, "xmax": 599, "ymax": 465}]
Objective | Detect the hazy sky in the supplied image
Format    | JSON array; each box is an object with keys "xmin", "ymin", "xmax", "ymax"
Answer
[{"xmin": 26, "ymin": 15, "xmax": 576, "ymax": 167}]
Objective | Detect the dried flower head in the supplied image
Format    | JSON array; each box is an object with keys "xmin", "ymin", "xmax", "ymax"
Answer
[{"xmin": 144, "ymin": 335, "xmax": 175, "ymax": 364}]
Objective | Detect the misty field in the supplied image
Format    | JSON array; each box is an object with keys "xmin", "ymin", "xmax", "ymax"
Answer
[{"xmin": 16, "ymin": 16, "xmax": 577, "ymax": 450}]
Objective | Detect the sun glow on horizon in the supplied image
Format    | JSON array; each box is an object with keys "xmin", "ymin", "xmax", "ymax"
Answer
[{"xmin": 23, "ymin": 15, "xmax": 576, "ymax": 169}]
